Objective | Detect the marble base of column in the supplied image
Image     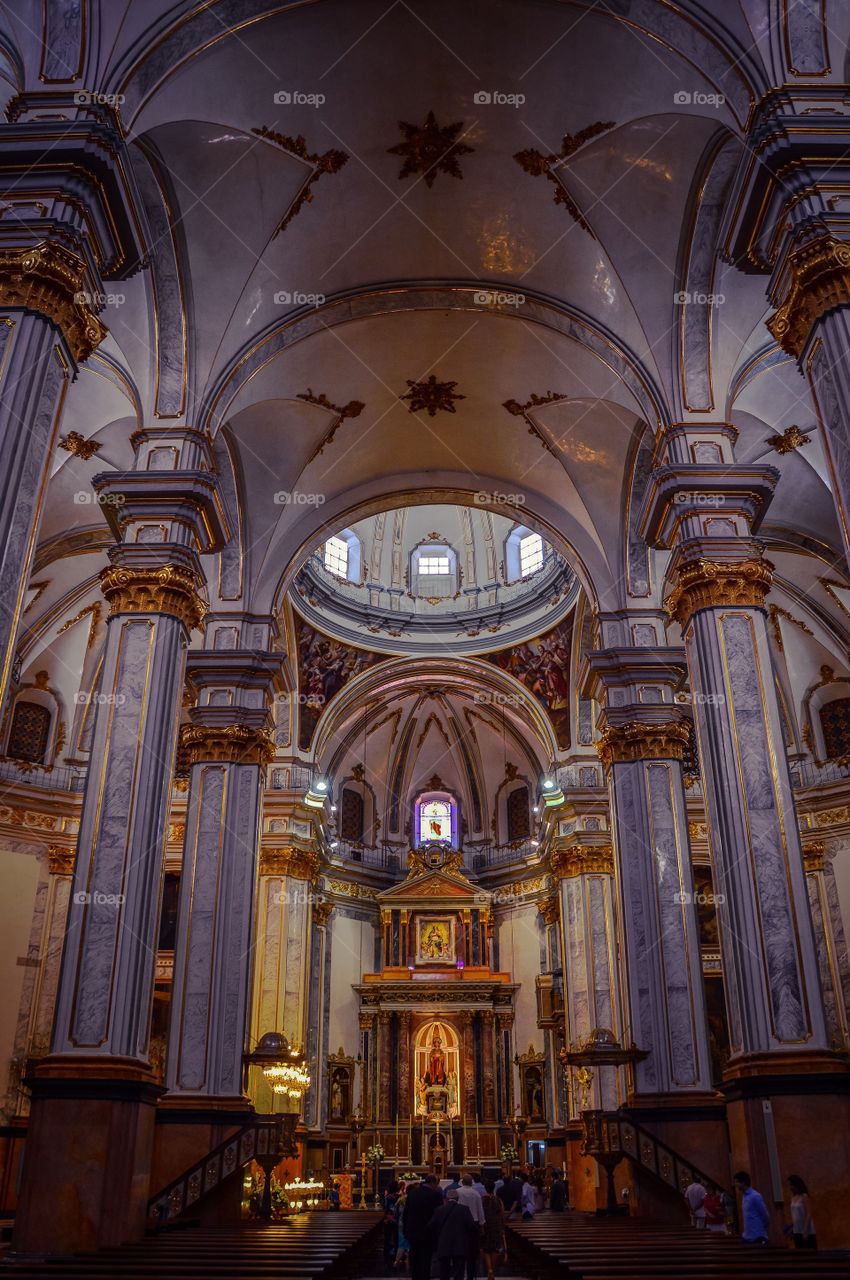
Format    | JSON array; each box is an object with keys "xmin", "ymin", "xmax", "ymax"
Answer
[{"xmin": 11, "ymin": 1058, "xmax": 162, "ymax": 1255}]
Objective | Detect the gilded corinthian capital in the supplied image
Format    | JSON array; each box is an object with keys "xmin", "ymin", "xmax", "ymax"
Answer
[
  {"xmin": 258, "ymin": 845, "xmax": 321, "ymax": 883},
  {"xmin": 179, "ymin": 723, "xmax": 276, "ymax": 767},
  {"xmin": 99, "ymin": 563, "xmax": 207, "ymax": 632},
  {"xmin": 767, "ymin": 234, "xmax": 850, "ymax": 358},
  {"xmin": 665, "ymin": 557, "xmax": 773, "ymax": 629},
  {"xmin": 596, "ymin": 719, "xmax": 690, "ymax": 769},
  {"xmin": 0, "ymin": 242, "xmax": 107, "ymax": 362},
  {"xmin": 550, "ymin": 841, "xmax": 614, "ymax": 879}
]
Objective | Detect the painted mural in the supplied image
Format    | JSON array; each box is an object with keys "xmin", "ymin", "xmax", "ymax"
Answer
[
  {"xmin": 484, "ymin": 615, "xmax": 573, "ymax": 748},
  {"xmin": 295, "ymin": 617, "xmax": 387, "ymax": 749}
]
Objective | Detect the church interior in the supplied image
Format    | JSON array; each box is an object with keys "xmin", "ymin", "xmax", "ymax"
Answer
[{"xmin": 1, "ymin": 1, "xmax": 850, "ymax": 1276}]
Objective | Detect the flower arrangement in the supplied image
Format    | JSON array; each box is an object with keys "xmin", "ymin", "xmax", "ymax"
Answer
[
  {"xmin": 500, "ymin": 1143, "xmax": 519, "ymax": 1163},
  {"xmin": 365, "ymin": 1144, "xmax": 385, "ymax": 1164},
  {"xmin": 398, "ymin": 1171, "xmax": 420, "ymax": 1183}
]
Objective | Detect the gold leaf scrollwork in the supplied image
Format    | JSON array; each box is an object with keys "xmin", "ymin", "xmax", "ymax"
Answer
[
  {"xmin": 665, "ymin": 557, "xmax": 773, "ymax": 629},
  {"xmin": 767, "ymin": 234, "xmax": 850, "ymax": 358},
  {"xmin": 0, "ymin": 242, "xmax": 107, "ymax": 362},
  {"xmin": 596, "ymin": 720, "xmax": 691, "ymax": 769},
  {"xmin": 179, "ymin": 724, "xmax": 276, "ymax": 767},
  {"xmin": 99, "ymin": 564, "xmax": 207, "ymax": 632}
]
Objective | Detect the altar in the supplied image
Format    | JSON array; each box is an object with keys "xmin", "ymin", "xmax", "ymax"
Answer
[{"xmin": 349, "ymin": 843, "xmax": 519, "ymax": 1165}]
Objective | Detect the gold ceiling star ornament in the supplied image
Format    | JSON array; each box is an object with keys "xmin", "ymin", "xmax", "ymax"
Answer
[
  {"xmin": 251, "ymin": 126, "xmax": 349, "ymax": 235},
  {"xmin": 388, "ymin": 111, "xmax": 474, "ymax": 188},
  {"xmin": 59, "ymin": 431, "xmax": 101, "ymax": 460},
  {"xmin": 514, "ymin": 120, "xmax": 615, "ymax": 236},
  {"xmin": 401, "ymin": 374, "xmax": 466, "ymax": 416},
  {"xmin": 766, "ymin": 424, "xmax": 810, "ymax": 455}
]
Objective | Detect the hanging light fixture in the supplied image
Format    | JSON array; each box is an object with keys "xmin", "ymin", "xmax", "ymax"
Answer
[{"xmin": 246, "ymin": 1031, "xmax": 311, "ymax": 1101}]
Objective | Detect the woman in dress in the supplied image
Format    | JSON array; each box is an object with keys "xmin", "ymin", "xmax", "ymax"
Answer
[
  {"xmin": 480, "ymin": 1179, "xmax": 506, "ymax": 1280},
  {"xmin": 787, "ymin": 1175, "xmax": 817, "ymax": 1250}
]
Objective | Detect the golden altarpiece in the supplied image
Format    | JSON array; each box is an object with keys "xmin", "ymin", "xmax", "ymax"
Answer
[{"xmin": 340, "ymin": 844, "xmax": 518, "ymax": 1174}]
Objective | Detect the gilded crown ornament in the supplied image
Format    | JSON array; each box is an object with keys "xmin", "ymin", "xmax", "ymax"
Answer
[
  {"xmin": 665, "ymin": 557, "xmax": 773, "ymax": 628},
  {"xmin": 388, "ymin": 111, "xmax": 474, "ymax": 187},
  {"xmin": 766, "ymin": 425, "xmax": 810, "ymax": 455},
  {"xmin": 99, "ymin": 564, "xmax": 207, "ymax": 632},
  {"xmin": 59, "ymin": 432, "xmax": 102, "ymax": 460}
]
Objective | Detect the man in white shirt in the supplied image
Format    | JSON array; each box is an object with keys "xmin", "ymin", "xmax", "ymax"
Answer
[
  {"xmin": 457, "ymin": 1174, "xmax": 485, "ymax": 1226},
  {"xmin": 685, "ymin": 1178, "xmax": 707, "ymax": 1228},
  {"xmin": 521, "ymin": 1174, "xmax": 537, "ymax": 1219}
]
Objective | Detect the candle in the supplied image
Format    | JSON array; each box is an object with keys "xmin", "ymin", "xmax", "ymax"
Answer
[
  {"xmin": 475, "ymin": 1113, "xmax": 480, "ymax": 1155},
  {"xmin": 395, "ymin": 1113, "xmax": 399, "ymax": 1154}
]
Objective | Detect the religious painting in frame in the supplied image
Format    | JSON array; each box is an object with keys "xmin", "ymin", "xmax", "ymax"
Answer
[{"xmin": 415, "ymin": 916, "xmax": 455, "ymax": 965}]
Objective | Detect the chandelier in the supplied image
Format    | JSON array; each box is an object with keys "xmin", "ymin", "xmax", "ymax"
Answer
[{"xmin": 246, "ymin": 1031, "xmax": 311, "ymax": 1101}]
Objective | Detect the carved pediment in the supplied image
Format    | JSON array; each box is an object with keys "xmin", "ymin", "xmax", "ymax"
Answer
[{"xmin": 378, "ymin": 867, "xmax": 488, "ymax": 905}]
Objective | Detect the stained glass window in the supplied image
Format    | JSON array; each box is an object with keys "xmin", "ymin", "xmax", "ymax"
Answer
[{"xmin": 420, "ymin": 799, "xmax": 452, "ymax": 842}]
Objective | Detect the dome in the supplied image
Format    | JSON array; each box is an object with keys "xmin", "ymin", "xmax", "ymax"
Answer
[{"xmin": 292, "ymin": 503, "xmax": 577, "ymax": 656}]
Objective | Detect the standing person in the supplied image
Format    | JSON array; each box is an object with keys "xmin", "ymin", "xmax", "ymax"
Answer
[
  {"xmin": 480, "ymin": 1180, "xmax": 507, "ymax": 1280},
  {"xmin": 684, "ymin": 1176, "xmax": 707, "ymax": 1229},
  {"xmin": 521, "ymin": 1173, "xmax": 536, "ymax": 1220},
  {"xmin": 429, "ymin": 1189, "xmax": 479, "ymax": 1280},
  {"xmin": 384, "ymin": 1180, "xmax": 400, "ymax": 1265},
  {"xmin": 395, "ymin": 1185, "xmax": 412, "ymax": 1271},
  {"xmin": 496, "ymin": 1169, "xmax": 522, "ymax": 1220},
  {"xmin": 787, "ymin": 1175, "xmax": 817, "ymax": 1250},
  {"xmin": 456, "ymin": 1175, "xmax": 484, "ymax": 1280},
  {"xmin": 702, "ymin": 1184, "xmax": 725, "ymax": 1233},
  {"xmin": 549, "ymin": 1169, "xmax": 567, "ymax": 1212},
  {"xmin": 733, "ymin": 1171, "xmax": 770, "ymax": 1245},
  {"xmin": 472, "ymin": 1171, "xmax": 486, "ymax": 1197},
  {"xmin": 405, "ymin": 1174, "xmax": 444, "ymax": 1280}
]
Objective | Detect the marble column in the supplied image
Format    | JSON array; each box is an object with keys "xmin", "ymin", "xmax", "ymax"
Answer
[
  {"xmin": 585, "ymin": 644, "xmax": 714, "ymax": 1099},
  {"xmin": 359, "ymin": 1011, "xmax": 376, "ymax": 1121},
  {"xmin": 461, "ymin": 1011, "xmax": 476, "ymax": 1118},
  {"xmin": 14, "ymin": 429, "xmax": 225, "ymax": 1256},
  {"xmin": 0, "ymin": 95, "xmax": 148, "ymax": 703},
  {"xmin": 25, "ymin": 845, "xmax": 75, "ymax": 1062},
  {"xmin": 305, "ymin": 900, "xmax": 333, "ymax": 1130},
  {"xmin": 721, "ymin": 89, "xmax": 850, "ymax": 563},
  {"xmin": 250, "ymin": 844, "xmax": 320, "ymax": 1112},
  {"xmin": 802, "ymin": 840, "xmax": 850, "ymax": 1051},
  {"xmin": 165, "ymin": 640, "xmax": 281, "ymax": 1101},
  {"xmin": 481, "ymin": 1010, "xmax": 497, "ymax": 1122},
  {"xmin": 553, "ymin": 835, "xmax": 624, "ymax": 1114},
  {"xmin": 398, "ymin": 1010, "xmax": 411, "ymax": 1119},
  {"xmin": 496, "ymin": 1011, "xmax": 514, "ymax": 1117},
  {"xmin": 378, "ymin": 1011, "xmax": 392, "ymax": 1123}
]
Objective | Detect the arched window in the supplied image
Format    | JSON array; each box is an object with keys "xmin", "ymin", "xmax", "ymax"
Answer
[
  {"xmin": 506, "ymin": 784, "xmax": 531, "ymax": 840},
  {"xmin": 7, "ymin": 700, "xmax": 51, "ymax": 764},
  {"xmin": 410, "ymin": 543, "xmax": 457, "ymax": 598},
  {"xmin": 323, "ymin": 529, "xmax": 361, "ymax": 582},
  {"xmin": 820, "ymin": 697, "xmax": 850, "ymax": 761},
  {"xmin": 339, "ymin": 787, "xmax": 365, "ymax": 842},
  {"xmin": 505, "ymin": 526, "xmax": 546, "ymax": 582},
  {"xmin": 414, "ymin": 789, "xmax": 458, "ymax": 847}
]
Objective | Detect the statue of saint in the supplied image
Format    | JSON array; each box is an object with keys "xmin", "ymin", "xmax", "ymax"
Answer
[
  {"xmin": 428, "ymin": 1030, "xmax": 447, "ymax": 1084},
  {"xmin": 447, "ymin": 1069, "xmax": 458, "ymax": 1112},
  {"xmin": 415, "ymin": 1075, "xmax": 428, "ymax": 1113},
  {"xmin": 331, "ymin": 1075, "xmax": 343, "ymax": 1118}
]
